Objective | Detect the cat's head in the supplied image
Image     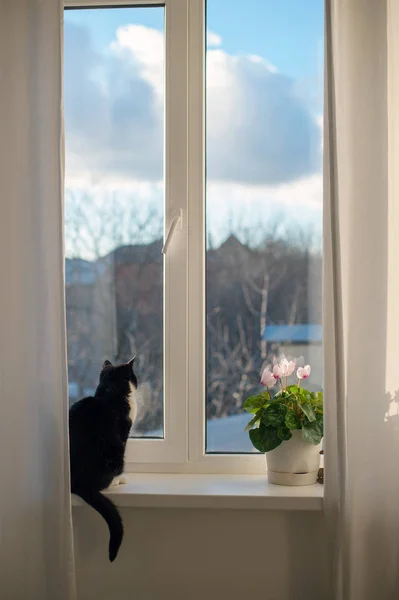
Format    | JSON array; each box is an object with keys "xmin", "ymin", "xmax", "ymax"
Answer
[{"xmin": 98, "ymin": 357, "xmax": 138, "ymax": 395}]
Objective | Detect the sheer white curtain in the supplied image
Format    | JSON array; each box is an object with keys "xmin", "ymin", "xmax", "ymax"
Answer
[
  {"xmin": 324, "ymin": 1, "xmax": 399, "ymax": 598},
  {"xmin": 0, "ymin": 1, "xmax": 75, "ymax": 598}
]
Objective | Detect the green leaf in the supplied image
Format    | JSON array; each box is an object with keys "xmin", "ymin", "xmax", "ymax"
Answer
[
  {"xmin": 249, "ymin": 424, "xmax": 282, "ymax": 453},
  {"xmin": 316, "ymin": 413, "xmax": 323, "ymax": 430},
  {"xmin": 301, "ymin": 417, "xmax": 323, "ymax": 445},
  {"xmin": 311, "ymin": 392, "xmax": 324, "ymax": 411},
  {"xmin": 275, "ymin": 388, "xmax": 296, "ymax": 400},
  {"xmin": 245, "ymin": 409, "xmax": 263, "ymax": 432},
  {"xmin": 299, "ymin": 402, "xmax": 316, "ymax": 422},
  {"xmin": 286, "ymin": 384, "xmax": 301, "ymax": 394},
  {"xmin": 285, "ymin": 409, "xmax": 302, "ymax": 430},
  {"xmin": 274, "ymin": 388, "xmax": 286, "ymax": 397},
  {"xmin": 277, "ymin": 426, "xmax": 293, "ymax": 441},
  {"xmin": 243, "ymin": 393, "xmax": 269, "ymax": 414},
  {"xmin": 262, "ymin": 403, "xmax": 287, "ymax": 427},
  {"xmin": 270, "ymin": 395, "xmax": 291, "ymax": 405}
]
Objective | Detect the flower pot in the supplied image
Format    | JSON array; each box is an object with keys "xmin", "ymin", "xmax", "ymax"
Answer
[{"xmin": 266, "ymin": 430, "xmax": 322, "ymax": 486}]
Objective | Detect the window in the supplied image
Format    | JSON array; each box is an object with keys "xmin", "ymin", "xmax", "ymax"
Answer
[
  {"xmin": 64, "ymin": 0, "xmax": 323, "ymax": 473},
  {"xmin": 64, "ymin": 0, "xmax": 188, "ymax": 464},
  {"xmin": 205, "ymin": 0, "xmax": 324, "ymax": 453},
  {"xmin": 65, "ymin": 5, "xmax": 165, "ymax": 438}
]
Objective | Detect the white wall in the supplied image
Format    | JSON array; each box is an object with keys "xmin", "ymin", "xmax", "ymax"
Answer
[{"xmin": 73, "ymin": 507, "xmax": 328, "ymax": 600}]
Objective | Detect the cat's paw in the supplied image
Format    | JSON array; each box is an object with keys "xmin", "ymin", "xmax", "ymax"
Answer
[
  {"xmin": 109, "ymin": 474, "xmax": 128, "ymax": 487},
  {"xmin": 109, "ymin": 477, "xmax": 121, "ymax": 487}
]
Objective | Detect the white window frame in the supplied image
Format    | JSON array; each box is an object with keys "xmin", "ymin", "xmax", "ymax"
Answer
[{"xmin": 64, "ymin": 0, "xmax": 267, "ymax": 474}]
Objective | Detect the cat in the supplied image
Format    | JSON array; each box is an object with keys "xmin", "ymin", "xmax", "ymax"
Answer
[{"xmin": 69, "ymin": 357, "xmax": 138, "ymax": 562}]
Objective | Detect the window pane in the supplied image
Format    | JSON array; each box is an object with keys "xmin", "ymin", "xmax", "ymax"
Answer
[
  {"xmin": 206, "ymin": 0, "xmax": 324, "ymax": 452},
  {"xmin": 64, "ymin": 7, "xmax": 165, "ymax": 437}
]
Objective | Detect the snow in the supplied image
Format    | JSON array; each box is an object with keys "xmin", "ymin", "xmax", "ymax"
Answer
[{"xmin": 206, "ymin": 413, "xmax": 257, "ymax": 453}]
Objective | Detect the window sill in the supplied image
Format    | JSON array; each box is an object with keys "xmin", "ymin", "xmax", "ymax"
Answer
[{"xmin": 71, "ymin": 474, "xmax": 323, "ymax": 511}]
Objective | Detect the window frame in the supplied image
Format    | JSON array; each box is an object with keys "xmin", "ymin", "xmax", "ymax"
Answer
[
  {"xmin": 65, "ymin": 0, "xmax": 189, "ymax": 467},
  {"xmin": 64, "ymin": 0, "xmax": 274, "ymax": 474}
]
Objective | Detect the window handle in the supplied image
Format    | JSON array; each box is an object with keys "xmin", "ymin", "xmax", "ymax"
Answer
[{"xmin": 161, "ymin": 209, "xmax": 183, "ymax": 254}]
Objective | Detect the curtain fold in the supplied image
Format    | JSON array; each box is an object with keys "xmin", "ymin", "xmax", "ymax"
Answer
[
  {"xmin": 324, "ymin": 1, "xmax": 399, "ymax": 598},
  {"xmin": 0, "ymin": 1, "xmax": 76, "ymax": 598}
]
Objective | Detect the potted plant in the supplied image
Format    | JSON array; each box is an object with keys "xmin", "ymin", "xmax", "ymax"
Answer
[{"xmin": 244, "ymin": 357, "xmax": 323, "ymax": 485}]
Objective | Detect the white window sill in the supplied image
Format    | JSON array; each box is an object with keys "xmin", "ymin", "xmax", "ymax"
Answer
[{"xmin": 71, "ymin": 474, "xmax": 323, "ymax": 511}]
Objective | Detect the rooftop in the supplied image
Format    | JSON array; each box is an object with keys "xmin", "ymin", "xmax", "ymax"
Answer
[{"xmin": 264, "ymin": 324, "xmax": 322, "ymax": 343}]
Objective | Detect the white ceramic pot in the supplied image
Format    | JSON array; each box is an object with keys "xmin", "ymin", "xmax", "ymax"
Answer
[{"xmin": 266, "ymin": 430, "xmax": 322, "ymax": 486}]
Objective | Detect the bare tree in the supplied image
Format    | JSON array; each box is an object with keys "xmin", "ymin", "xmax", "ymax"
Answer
[{"xmin": 65, "ymin": 192, "xmax": 322, "ymax": 431}]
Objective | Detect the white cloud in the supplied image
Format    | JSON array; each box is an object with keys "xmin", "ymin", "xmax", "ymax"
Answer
[
  {"xmin": 205, "ymin": 174, "xmax": 322, "ymax": 250},
  {"xmin": 65, "ymin": 175, "xmax": 322, "ymax": 256},
  {"xmin": 247, "ymin": 54, "xmax": 278, "ymax": 73},
  {"xmin": 206, "ymin": 49, "xmax": 321, "ymax": 184},
  {"xmin": 110, "ymin": 25, "xmax": 164, "ymax": 102},
  {"xmin": 64, "ymin": 22, "xmax": 322, "ymax": 188},
  {"xmin": 317, "ymin": 114, "xmax": 323, "ymax": 153},
  {"xmin": 207, "ymin": 174, "xmax": 322, "ymax": 240},
  {"xmin": 208, "ymin": 173, "xmax": 322, "ymax": 211},
  {"xmin": 64, "ymin": 173, "xmax": 322, "ymax": 260},
  {"xmin": 207, "ymin": 30, "xmax": 222, "ymax": 48},
  {"xmin": 64, "ymin": 22, "xmax": 163, "ymax": 184}
]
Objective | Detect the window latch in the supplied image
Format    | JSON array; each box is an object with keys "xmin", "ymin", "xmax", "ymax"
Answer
[{"xmin": 161, "ymin": 209, "xmax": 183, "ymax": 254}]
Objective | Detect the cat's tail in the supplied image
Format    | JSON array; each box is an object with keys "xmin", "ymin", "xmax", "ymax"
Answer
[{"xmin": 73, "ymin": 487, "xmax": 123, "ymax": 562}]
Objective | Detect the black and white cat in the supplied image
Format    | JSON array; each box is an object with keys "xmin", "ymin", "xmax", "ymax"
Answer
[{"xmin": 69, "ymin": 358, "xmax": 138, "ymax": 562}]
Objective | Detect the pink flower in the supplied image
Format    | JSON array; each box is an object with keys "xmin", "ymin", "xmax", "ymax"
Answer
[
  {"xmin": 285, "ymin": 359, "xmax": 296, "ymax": 377},
  {"xmin": 260, "ymin": 367, "xmax": 276, "ymax": 388},
  {"xmin": 273, "ymin": 356, "xmax": 296, "ymax": 378},
  {"xmin": 273, "ymin": 363, "xmax": 283, "ymax": 380},
  {"xmin": 297, "ymin": 365, "xmax": 311, "ymax": 380}
]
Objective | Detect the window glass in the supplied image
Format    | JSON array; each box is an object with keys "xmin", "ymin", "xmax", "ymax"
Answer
[
  {"xmin": 205, "ymin": 0, "xmax": 324, "ymax": 452},
  {"xmin": 64, "ymin": 7, "xmax": 165, "ymax": 437}
]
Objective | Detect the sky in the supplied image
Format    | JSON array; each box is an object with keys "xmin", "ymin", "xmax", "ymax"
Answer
[{"xmin": 64, "ymin": 1, "xmax": 324, "ymax": 259}]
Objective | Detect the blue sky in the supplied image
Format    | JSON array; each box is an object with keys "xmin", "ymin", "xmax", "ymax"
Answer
[
  {"xmin": 65, "ymin": 1, "xmax": 323, "ymax": 80},
  {"xmin": 65, "ymin": 6, "xmax": 163, "ymax": 49},
  {"xmin": 64, "ymin": 2, "xmax": 323, "ymax": 258},
  {"xmin": 208, "ymin": 0, "xmax": 323, "ymax": 80}
]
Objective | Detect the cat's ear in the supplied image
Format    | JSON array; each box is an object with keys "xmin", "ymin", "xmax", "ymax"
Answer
[
  {"xmin": 127, "ymin": 356, "xmax": 136, "ymax": 370},
  {"xmin": 103, "ymin": 359, "xmax": 113, "ymax": 369}
]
